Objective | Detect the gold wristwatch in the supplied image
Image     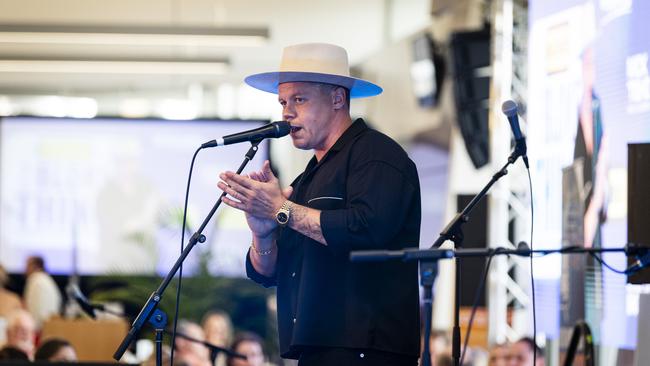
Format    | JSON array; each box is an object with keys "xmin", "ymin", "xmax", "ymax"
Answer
[{"xmin": 275, "ymin": 200, "xmax": 293, "ymax": 226}]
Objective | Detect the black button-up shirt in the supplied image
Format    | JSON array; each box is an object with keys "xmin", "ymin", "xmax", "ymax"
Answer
[{"xmin": 246, "ymin": 119, "xmax": 421, "ymax": 359}]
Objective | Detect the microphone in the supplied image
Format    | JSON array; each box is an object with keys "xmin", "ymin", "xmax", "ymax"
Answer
[
  {"xmin": 66, "ymin": 283, "xmax": 96, "ymax": 319},
  {"xmin": 501, "ymin": 100, "xmax": 529, "ymax": 168},
  {"xmin": 201, "ymin": 121, "xmax": 291, "ymax": 148}
]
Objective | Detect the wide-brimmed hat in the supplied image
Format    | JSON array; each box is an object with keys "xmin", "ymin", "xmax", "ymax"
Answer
[{"xmin": 244, "ymin": 43, "xmax": 382, "ymax": 98}]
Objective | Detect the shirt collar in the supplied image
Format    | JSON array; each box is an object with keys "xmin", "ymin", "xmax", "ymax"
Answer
[
  {"xmin": 301, "ymin": 118, "xmax": 367, "ymax": 175},
  {"xmin": 327, "ymin": 118, "xmax": 367, "ymax": 154}
]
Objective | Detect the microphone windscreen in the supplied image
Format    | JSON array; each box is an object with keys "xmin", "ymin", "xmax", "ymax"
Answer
[
  {"xmin": 501, "ymin": 100, "xmax": 518, "ymax": 117},
  {"xmin": 274, "ymin": 121, "xmax": 291, "ymax": 137}
]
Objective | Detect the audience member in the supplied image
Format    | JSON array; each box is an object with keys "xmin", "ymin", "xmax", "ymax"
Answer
[
  {"xmin": 227, "ymin": 332, "xmax": 266, "ymax": 366},
  {"xmin": 507, "ymin": 337, "xmax": 544, "ymax": 366},
  {"xmin": 0, "ymin": 345, "xmax": 30, "ymax": 362},
  {"xmin": 34, "ymin": 337, "xmax": 78, "ymax": 362},
  {"xmin": 175, "ymin": 320, "xmax": 212, "ymax": 366},
  {"xmin": 0, "ymin": 265, "xmax": 22, "ymax": 319},
  {"xmin": 488, "ymin": 343, "xmax": 509, "ymax": 366},
  {"xmin": 23, "ymin": 256, "xmax": 62, "ymax": 328},
  {"xmin": 201, "ymin": 310, "xmax": 233, "ymax": 366},
  {"xmin": 4, "ymin": 309, "xmax": 36, "ymax": 359}
]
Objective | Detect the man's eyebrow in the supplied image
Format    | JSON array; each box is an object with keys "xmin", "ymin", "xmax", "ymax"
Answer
[{"xmin": 278, "ymin": 92, "xmax": 302, "ymax": 102}]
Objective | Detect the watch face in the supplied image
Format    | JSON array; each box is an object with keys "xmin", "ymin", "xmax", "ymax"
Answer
[{"xmin": 277, "ymin": 212, "xmax": 289, "ymax": 224}]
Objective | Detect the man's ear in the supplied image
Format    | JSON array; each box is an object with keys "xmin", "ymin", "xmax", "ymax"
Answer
[{"xmin": 331, "ymin": 87, "xmax": 347, "ymax": 110}]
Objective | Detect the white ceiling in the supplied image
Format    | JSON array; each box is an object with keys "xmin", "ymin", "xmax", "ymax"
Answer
[{"xmin": 0, "ymin": 0, "xmax": 431, "ymax": 99}]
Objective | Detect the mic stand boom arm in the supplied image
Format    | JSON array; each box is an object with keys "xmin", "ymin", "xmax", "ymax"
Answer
[{"xmin": 113, "ymin": 140, "xmax": 262, "ymax": 363}]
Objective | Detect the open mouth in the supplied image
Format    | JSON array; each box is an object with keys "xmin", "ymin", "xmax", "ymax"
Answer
[{"xmin": 290, "ymin": 126, "xmax": 302, "ymax": 133}]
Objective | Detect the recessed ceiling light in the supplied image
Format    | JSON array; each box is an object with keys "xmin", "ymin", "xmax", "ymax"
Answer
[
  {"xmin": 0, "ymin": 23, "xmax": 269, "ymax": 47},
  {"xmin": 0, "ymin": 56, "xmax": 229, "ymax": 75}
]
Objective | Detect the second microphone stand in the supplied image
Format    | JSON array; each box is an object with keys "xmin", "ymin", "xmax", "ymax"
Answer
[{"xmin": 421, "ymin": 149, "xmax": 525, "ymax": 366}]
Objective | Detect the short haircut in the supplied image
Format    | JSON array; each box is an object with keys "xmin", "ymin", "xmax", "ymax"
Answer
[
  {"xmin": 35, "ymin": 338, "xmax": 73, "ymax": 361},
  {"xmin": 315, "ymin": 83, "xmax": 351, "ymax": 110}
]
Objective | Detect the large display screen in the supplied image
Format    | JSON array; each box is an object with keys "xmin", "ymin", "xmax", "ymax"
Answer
[
  {"xmin": 529, "ymin": 0, "xmax": 650, "ymax": 350},
  {"xmin": 0, "ymin": 116, "xmax": 270, "ymax": 277}
]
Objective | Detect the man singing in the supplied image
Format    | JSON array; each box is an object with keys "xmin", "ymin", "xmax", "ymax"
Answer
[{"xmin": 218, "ymin": 43, "xmax": 421, "ymax": 366}]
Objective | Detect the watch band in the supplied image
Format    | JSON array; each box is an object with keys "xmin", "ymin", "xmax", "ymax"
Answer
[{"xmin": 280, "ymin": 200, "xmax": 293, "ymax": 212}]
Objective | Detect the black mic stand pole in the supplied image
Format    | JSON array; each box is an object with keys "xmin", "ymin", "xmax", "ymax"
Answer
[
  {"xmin": 113, "ymin": 140, "xmax": 262, "ymax": 365},
  {"xmin": 425, "ymin": 147, "xmax": 525, "ymax": 366}
]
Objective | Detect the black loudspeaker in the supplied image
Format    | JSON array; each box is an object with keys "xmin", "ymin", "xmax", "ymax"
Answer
[
  {"xmin": 457, "ymin": 194, "xmax": 488, "ymax": 306},
  {"xmin": 450, "ymin": 28, "xmax": 491, "ymax": 169},
  {"xmin": 628, "ymin": 143, "xmax": 650, "ymax": 284}
]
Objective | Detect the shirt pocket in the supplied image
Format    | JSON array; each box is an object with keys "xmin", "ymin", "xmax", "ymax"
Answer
[{"xmin": 306, "ymin": 196, "xmax": 345, "ymax": 210}]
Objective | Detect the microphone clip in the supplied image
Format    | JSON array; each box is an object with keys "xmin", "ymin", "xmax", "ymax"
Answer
[{"xmin": 507, "ymin": 138, "xmax": 529, "ymax": 168}]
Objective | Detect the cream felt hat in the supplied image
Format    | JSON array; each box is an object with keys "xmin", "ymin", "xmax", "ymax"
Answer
[{"xmin": 244, "ymin": 43, "xmax": 382, "ymax": 98}]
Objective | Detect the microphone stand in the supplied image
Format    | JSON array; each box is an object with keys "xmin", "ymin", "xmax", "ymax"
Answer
[
  {"xmin": 351, "ymin": 244, "xmax": 641, "ymax": 366},
  {"xmin": 113, "ymin": 140, "xmax": 263, "ymax": 365},
  {"xmin": 420, "ymin": 147, "xmax": 525, "ymax": 366}
]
